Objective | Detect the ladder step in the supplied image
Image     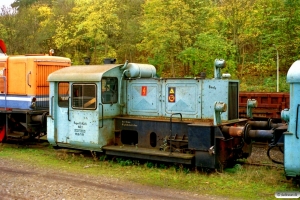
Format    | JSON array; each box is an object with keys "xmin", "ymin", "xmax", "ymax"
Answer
[{"xmin": 7, "ymin": 131, "xmax": 25, "ymax": 138}]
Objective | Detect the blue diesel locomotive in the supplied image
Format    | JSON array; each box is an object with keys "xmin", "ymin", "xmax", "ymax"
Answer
[{"xmin": 47, "ymin": 59, "xmax": 278, "ymax": 171}]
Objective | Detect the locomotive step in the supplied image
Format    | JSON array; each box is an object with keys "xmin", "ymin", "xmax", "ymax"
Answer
[
  {"xmin": 7, "ymin": 131, "xmax": 23, "ymax": 138},
  {"xmin": 102, "ymin": 145, "xmax": 194, "ymax": 165},
  {"xmin": 7, "ymin": 131, "xmax": 29, "ymax": 139}
]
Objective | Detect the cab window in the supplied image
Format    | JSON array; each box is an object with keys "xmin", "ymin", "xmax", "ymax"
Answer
[
  {"xmin": 58, "ymin": 82, "xmax": 69, "ymax": 107},
  {"xmin": 72, "ymin": 84, "xmax": 97, "ymax": 109},
  {"xmin": 101, "ymin": 77, "xmax": 118, "ymax": 104}
]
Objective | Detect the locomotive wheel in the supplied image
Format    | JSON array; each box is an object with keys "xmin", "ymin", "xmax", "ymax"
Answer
[{"xmin": 0, "ymin": 125, "xmax": 6, "ymax": 142}]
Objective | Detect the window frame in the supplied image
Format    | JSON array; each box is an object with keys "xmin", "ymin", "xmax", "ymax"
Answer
[
  {"xmin": 101, "ymin": 77, "xmax": 118, "ymax": 104},
  {"xmin": 58, "ymin": 82, "xmax": 69, "ymax": 108},
  {"xmin": 71, "ymin": 83, "xmax": 97, "ymax": 110}
]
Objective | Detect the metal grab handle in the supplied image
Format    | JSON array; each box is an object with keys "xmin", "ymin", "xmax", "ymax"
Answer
[
  {"xmin": 296, "ymin": 104, "xmax": 300, "ymax": 139},
  {"xmin": 99, "ymin": 103, "xmax": 103, "ymax": 128},
  {"xmin": 68, "ymin": 97, "xmax": 70, "ymax": 121},
  {"xmin": 27, "ymin": 71, "xmax": 31, "ymax": 87},
  {"xmin": 50, "ymin": 96, "xmax": 54, "ymax": 120},
  {"xmin": 169, "ymin": 112, "xmax": 183, "ymax": 136},
  {"xmin": 169, "ymin": 113, "xmax": 182, "ymax": 153},
  {"xmin": 0, "ymin": 76, "xmax": 7, "ymax": 109}
]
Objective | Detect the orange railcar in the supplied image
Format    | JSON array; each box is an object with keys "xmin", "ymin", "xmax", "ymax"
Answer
[
  {"xmin": 0, "ymin": 55, "xmax": 71, "ymax": 108},
  {"xmin": 0, "ymin": 40, "xmax": 71, "ymax": 142}
]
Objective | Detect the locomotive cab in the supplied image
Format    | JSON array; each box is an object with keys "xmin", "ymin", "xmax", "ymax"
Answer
[{"xmin": 47, "ymin": 64, "xmax": 123, "ymax": 150}]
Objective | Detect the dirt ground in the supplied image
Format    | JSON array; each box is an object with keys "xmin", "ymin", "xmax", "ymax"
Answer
[
  {"xmin": 0, "ymin": 157, "xmax": 228, "ymax": 200},
  {"xmin": 247, "ymin": 143, "xmax": 284, "ymax": 167},
  {"xmin": 0, "ymin": 142, "xmax": 283, "ymax": 200}
]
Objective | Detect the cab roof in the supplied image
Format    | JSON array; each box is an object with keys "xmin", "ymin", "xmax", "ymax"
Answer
[{"xmin": 47, "ymin": 64, "xmax": 122, "ymax": 82}]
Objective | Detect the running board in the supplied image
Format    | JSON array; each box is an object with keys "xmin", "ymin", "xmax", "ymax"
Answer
[{"xmin": 103, "ymin": 145, "xmax": 194, "ymax": 165}]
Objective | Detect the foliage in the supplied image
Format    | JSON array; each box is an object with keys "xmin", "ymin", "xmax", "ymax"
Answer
[
  {"xmin": 138, "ymin": 0, "xmax": 197, "ymax": 77},
  {"xmin": 240, "ymin": 74, "xmax": 289, "ymax": 92},
  {"xmin": 0, "ymin": 0, "xmax": 299, "ymax": 84},
  {"xmin": 178, "ymin": 31, "xmax": 237, "ymax": 78}
]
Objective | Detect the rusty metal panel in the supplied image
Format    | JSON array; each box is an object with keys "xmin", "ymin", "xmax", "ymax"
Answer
[{"xmin": 239, "ymin": 92, "xmax": 290, "ymax": 119}]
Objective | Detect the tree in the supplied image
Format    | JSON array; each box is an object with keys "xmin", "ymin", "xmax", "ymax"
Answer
[
  {"xmin": 0, "ymin": 6, "xmax": 18, "ymax": 54},
  {"xmin": 139, "ymin": 0, "xmax": 196, "ymax": 77},
  {"xmin": 114, "ymin": 0, "xmax": 144, "ymax": 63},
  {"xmin": 53, "ymin": 0, "xmax": 120, "ymax": 64},
  {"xmin": 179, "ymin": 31, "xmax": 236, "ymax": 78}
]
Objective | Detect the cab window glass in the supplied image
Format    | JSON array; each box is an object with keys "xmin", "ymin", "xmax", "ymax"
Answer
[
  {"xmin": 58, "ymin": 82, "xmax": 69, "ymax": 107},
  {"xmin": 72, "ymin": 84, "xmax": 97, "ymax": 109},
  {"xmin": 101, "ymin": 77, "xmax": 118, "ymax": 104}
]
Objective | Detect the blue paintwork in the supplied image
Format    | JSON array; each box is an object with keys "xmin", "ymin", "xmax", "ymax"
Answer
[
  {"xmin": 0, "ymin": 94, "xmax": 49, "ymax": 110},
  {"xmin": 47, "ymin": 63, "xmax": 239, "ymax": 156},
  {"xmin": 47, "ymin": 65, "xmax": 122, "ymax": 150},
  {"xmin": 0, "ymin": 94, "xmax": 34, "ymax": 110},
  {"xmin": 125, "ymin": 78, "xmax": 238, "ymax": 120},
  {"xmin": 285, "ymin": 60, "xmax": 300, "ymax": 178}
]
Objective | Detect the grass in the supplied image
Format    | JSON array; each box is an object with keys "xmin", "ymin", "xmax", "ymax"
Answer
[{"xmin": 0, "ymin": 142, "xmax": 299, "ymax": 200}]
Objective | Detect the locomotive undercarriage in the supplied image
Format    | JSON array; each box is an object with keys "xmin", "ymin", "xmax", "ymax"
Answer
[
  {"xmin": 0, "ymin": 111, "xmax": 47, "ymax": 142},
  {"xmin": 101, "ymin": 117, "xmax": 267, "ymax": 170}
]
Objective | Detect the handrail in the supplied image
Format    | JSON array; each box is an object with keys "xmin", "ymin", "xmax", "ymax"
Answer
[
  {"xmin": 1, "ymin": 75, "xmax": 8, "ymax": 142},
  {"xmin": 99, "ymin": 103, "xmax": 103, "ymax": 128},
  {"xmin": 27, "ymin": 71, "xmax": 31, "ymax": 87},
  {"xmin": 50, "ymin": 96, "xmax": 54, "ymax": 120},
  {"xmin": 169, "ymin": 113, "xmax": 182, "ymax": 153},
  {"xmin": 68, "ymin": 97, "xmax": 70, "ymax": 121},
  {"xmin": 295, "ymin": 104, "xmax": 299, "ymax": 139},
  {"xmin": 118, "ymin": 69, "xmax": 127, "ymax": 106},
  {"xmin": 0, "ymin": 75, "xmax": 7, "ymax": 110}
]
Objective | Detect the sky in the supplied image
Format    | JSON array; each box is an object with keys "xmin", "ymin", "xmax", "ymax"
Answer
[{"xmin": 0, "ymin": 0, "xmax": 16, "ymax": 8}]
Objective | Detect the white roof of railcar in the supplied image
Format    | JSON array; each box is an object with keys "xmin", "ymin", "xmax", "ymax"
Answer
[{"xmin": 48, "ymin": 64, "xmax": 122, "ymax": 82}]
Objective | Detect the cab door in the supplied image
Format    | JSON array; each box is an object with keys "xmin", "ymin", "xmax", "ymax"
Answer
[
  {"xmin": 48, "ymin": 78, "xmax": 119, "ymax": 150},
  {"xmin": 68, "ymin": 83, "xmax": 100, "ymax": 149},
  {"xmin": 47, "ymin": 82, "xmax": 70, "ymax": 146},
  {"xmin": 99, "ymin": 77, "xmax": 119, "ymax": 146}
]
